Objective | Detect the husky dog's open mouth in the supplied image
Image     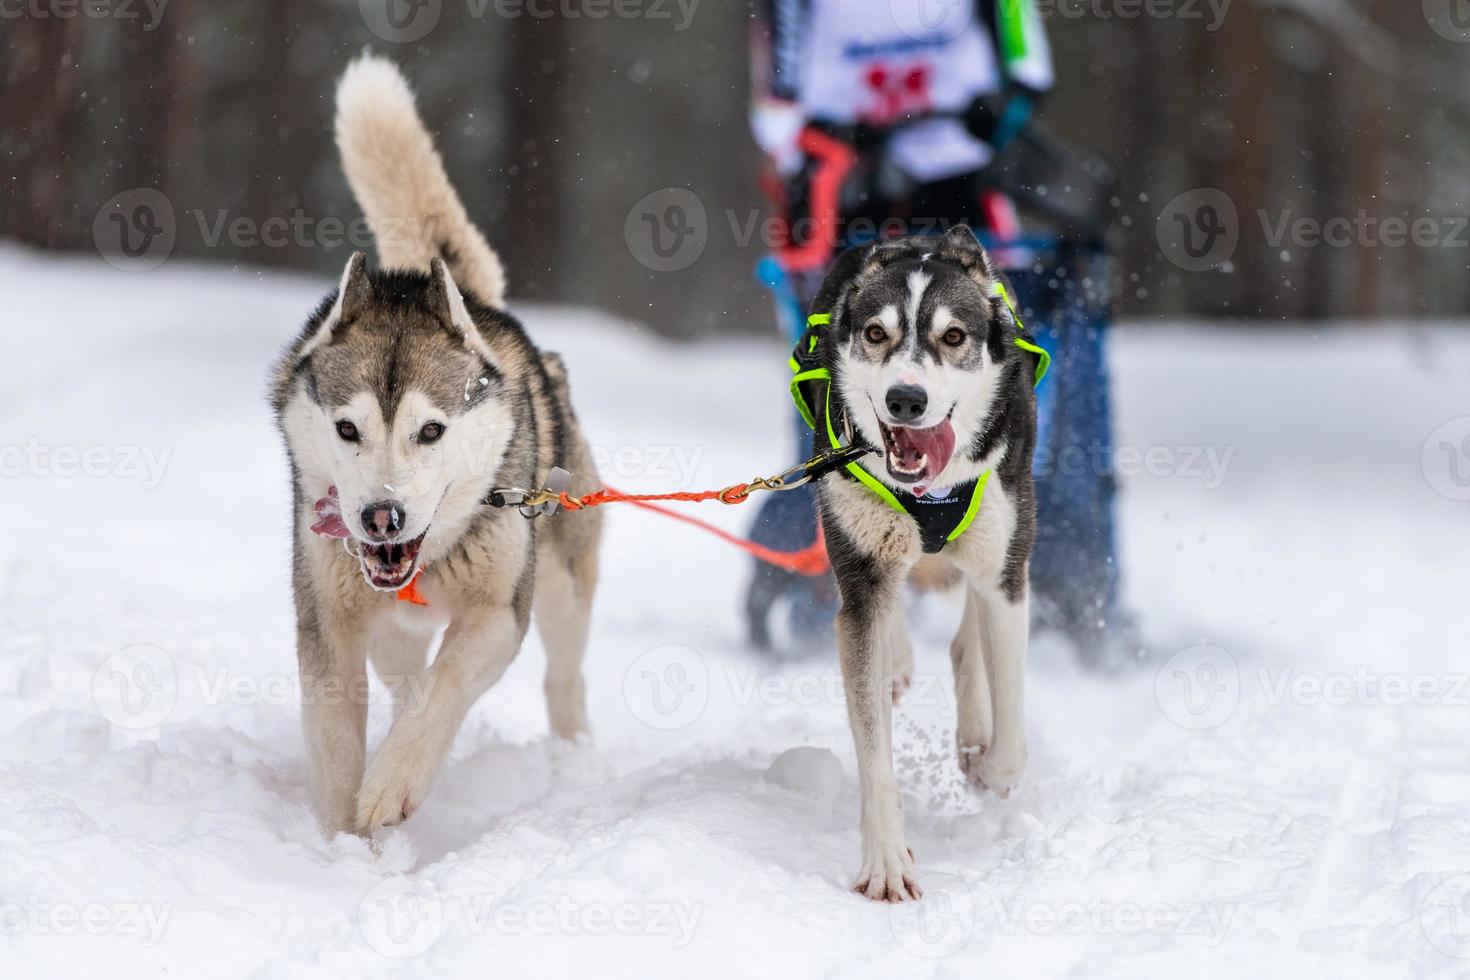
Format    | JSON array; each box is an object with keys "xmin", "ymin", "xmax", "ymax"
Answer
[
  {"xmin": 310, "ymin": 485, "xmax": 429, "ymax": 591},
  {"xmin": 877, "ymin": 418, "xmax": 956, "ymax": 491},
  {"xmin": 353, "ymin": 531, "xmax": 427, "ymax": 590}
]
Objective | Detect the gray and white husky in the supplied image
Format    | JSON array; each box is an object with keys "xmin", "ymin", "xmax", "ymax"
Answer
[
  {"xmin": 272, "ymin": 55, "xmax": 602, "ymax": 836},
  {"xmin": 796, "ymin": 227, "xmax": 1046, "ymax": 900}
]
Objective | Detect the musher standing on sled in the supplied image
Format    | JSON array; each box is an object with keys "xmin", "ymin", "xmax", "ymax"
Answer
[{"xmin": 745, "ymin": 0, "xmax": 1127, "ymax": 664}]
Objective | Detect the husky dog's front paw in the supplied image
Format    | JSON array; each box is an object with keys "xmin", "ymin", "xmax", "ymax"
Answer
[
  {"xmin": 853, "ymin": 841, "xmax": 921, "ymax": 902},
  {"xmin": 355, "ymin": 747, "xmax": 433, "ymax": 834},
  {"xmin": 966, "ymin": 742, "xmax": 1026, "ymax": 799}
]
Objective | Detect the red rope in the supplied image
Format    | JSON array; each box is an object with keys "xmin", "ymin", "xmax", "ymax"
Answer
[
  {"xmin": 555, "ymin": 484, "xmax": 755, "ymax": 509},
  {"xmin": 556, "ymin": 484, "xmax": 830, "ymax": 576}
]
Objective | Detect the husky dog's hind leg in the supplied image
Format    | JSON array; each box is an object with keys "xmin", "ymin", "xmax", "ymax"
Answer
[{"xmin": 971, "ymin": 581, "xmax": 1028, "ymax": 796}]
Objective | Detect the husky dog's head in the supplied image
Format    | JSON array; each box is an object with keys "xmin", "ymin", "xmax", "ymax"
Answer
[
  {"xmin": 274, "ymin": 252, "xmax": 517, "ymax": 591},
  {"xmin": 819, "ymin": 225, "xmax": 1035, "ymax": 494}
]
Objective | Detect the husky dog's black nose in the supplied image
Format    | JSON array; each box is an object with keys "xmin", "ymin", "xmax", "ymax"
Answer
[
  {"xmin": 884, "ymin": 385, "xmax": 928, "ymax": 424},
  {"xmin": 360, "ymin": 501, "xmax": 406, "ymax": 540}
]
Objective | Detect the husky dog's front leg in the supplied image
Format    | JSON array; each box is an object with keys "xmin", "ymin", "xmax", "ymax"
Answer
[
  {"xmin": 828, "ymin": 528, "xmax": 920, "ymax": 902},
  {"xmin": 973, "ymin": 582, "xmax": 1028, "ymax": 797},
  {"xmin": 356, "ymin": 601, "xmax": 527, "ymax": 833},
  {"xmin": 299, "ymin": 613, "xmax": 370, "ymax": 836}
]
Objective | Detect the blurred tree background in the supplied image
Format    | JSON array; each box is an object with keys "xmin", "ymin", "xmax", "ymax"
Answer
[{"xmin": 3, "ymin": 0, "xmax": 1467, "ymax": 337}]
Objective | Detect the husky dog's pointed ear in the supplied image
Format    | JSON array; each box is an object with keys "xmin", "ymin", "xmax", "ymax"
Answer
[
  {"xmin": 809, "ymin": 242, "xmax": 880, "ymax": 331},
  {"xmin": 301, "ymin": 251, "xmax": 372, "ymax": 356},
  {"xmin": 428, "ymin": 257, "xmax": 497, "ymax": 364},
  {"xmin": 934, "ymin": 224, "xmax": 996, "ymax": 284}
]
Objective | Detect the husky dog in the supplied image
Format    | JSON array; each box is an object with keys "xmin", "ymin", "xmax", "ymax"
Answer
[
  {"xmin": 794, "ymin": 226, "xmax": 1046, "ymax": 901},
  {"xmin": 272, "ymin": 55, "xmax": 602, "ymax": 836}
]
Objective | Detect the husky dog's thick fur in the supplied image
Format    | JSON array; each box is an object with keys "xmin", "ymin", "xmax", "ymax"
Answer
[
  {"xmin": 272, "ymin": 56, "xmax": 601, "ymax": 836},
  {"xmin": 805, "ymin": 227, "xmax": 1043, "ymax": 900}
]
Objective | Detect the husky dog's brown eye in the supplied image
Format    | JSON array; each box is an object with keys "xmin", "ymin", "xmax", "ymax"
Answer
[
  {"xmin": 335, "ymin": 420, "xmax": 359, "ymax": 442},
  {"xmin": 941, "ymin": 326, "xmax": 966, "ymax": 347},
  {"xmin": 864, "ymin": 322, "xmax": 887, "ymax": 344},
  {"xmin": 419, "ymin": 422, "xmax": 445, "ymax": 444}
]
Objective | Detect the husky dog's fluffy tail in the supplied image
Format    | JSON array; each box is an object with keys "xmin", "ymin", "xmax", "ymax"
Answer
[{"xmin": 334, "ymin": 54, "xmax": 506, "ymax": 307}]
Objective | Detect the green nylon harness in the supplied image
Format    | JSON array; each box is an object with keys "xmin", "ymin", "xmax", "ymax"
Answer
[{"xmin": 788, "ymin": 283, "xmax": 1051, "ymax": 554}]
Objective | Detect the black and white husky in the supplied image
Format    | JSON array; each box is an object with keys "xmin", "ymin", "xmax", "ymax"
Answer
[
  {"xmin": 272, "ymin": 56, "xmax": 602, "ymax": 836},
  {"xmin": 793, "ymin": 227, "xmax": 1048, "ymax": 900}
]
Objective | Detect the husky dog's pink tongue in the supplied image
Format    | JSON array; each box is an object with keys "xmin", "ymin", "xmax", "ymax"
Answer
[{"xmin": 880, "ymin": 419, "xmax": 956, "ymax": 494}]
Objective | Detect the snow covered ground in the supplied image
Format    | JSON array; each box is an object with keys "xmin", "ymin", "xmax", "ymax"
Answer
[{"xmin": 3, "ymin": 244, "xmax": 1469, "ymax": 978}]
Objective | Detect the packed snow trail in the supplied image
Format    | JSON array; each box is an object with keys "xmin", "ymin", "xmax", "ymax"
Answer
[{"xmin": 3, "ymin": 246, "xmax": 1469, "ymax": 978}]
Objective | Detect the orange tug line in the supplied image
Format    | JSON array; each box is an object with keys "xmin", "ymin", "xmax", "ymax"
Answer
[{"xmin": 393, "ymin": 482, "xmax": 829, "ymax": 605}]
